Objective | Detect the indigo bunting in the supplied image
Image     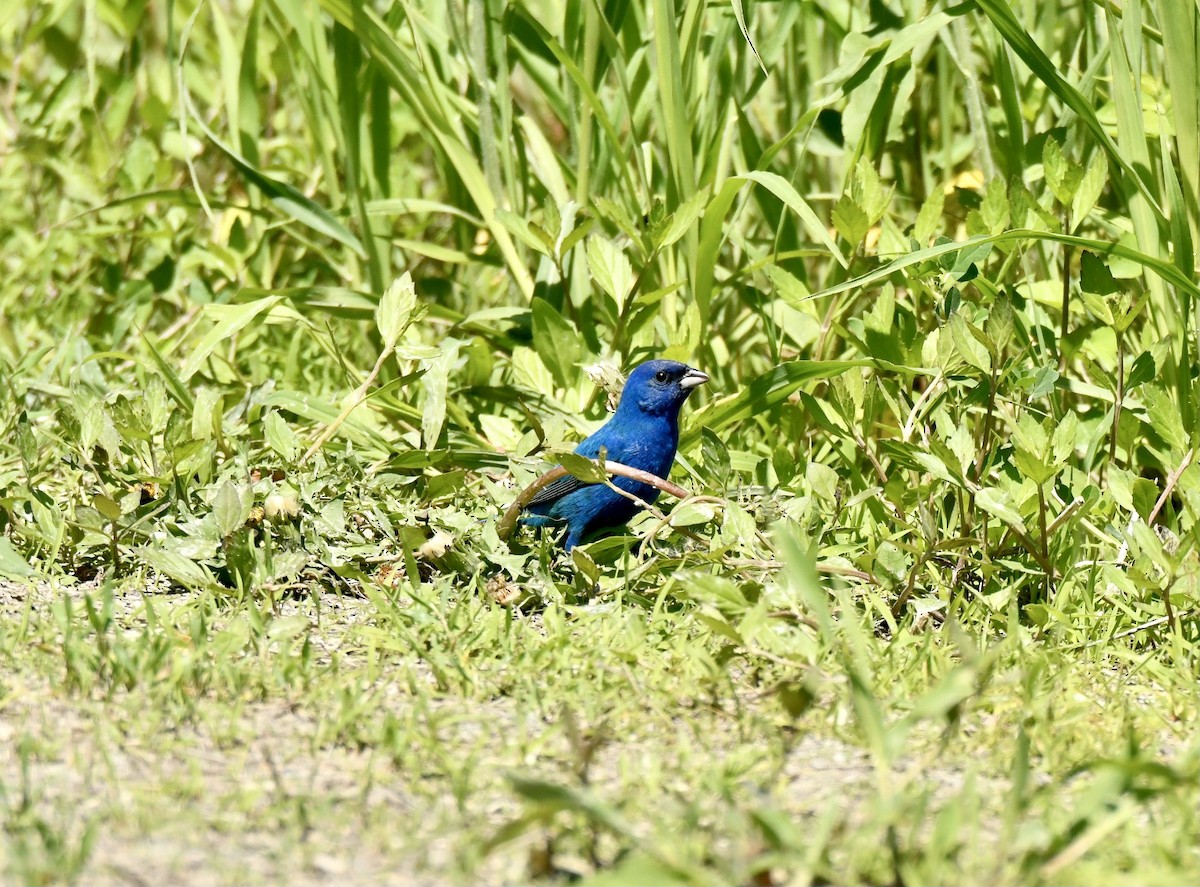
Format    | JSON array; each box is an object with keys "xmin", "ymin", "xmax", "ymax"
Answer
[{"xmin": 521, "ymin": 359, "xmax": 709, "ymax": 550}]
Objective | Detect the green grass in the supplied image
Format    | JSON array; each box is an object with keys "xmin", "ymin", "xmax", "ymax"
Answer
[{"xmin": 2, "ymin": 0, "xmax": 1200, "ymax": 883}]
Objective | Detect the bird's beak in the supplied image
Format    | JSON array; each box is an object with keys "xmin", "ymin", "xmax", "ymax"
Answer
[{"xmin": 679, "ymin": 368, "xmax": 709, "ymax": 390}]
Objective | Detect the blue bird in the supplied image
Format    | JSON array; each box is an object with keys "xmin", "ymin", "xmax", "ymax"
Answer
[{"xmin": 521, "ymin": 359, "xmax": 709, "ymax": 550}]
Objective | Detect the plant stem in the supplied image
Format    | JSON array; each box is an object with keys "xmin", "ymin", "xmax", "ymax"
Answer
[
  {"xmin": 1059, "ymin": 221, "xmax": 1070, "ymax": 369},
  {"xmin": 1109, "ymin": 332, "xmax": 1124, "ymax": 464},
  {"xmin": 1037, "ymin": 483, "xmax": 1051, "ymax": 599},
  {"xmin": 109, "ymin": 519, "xmax": 120, "ymax": 575}
]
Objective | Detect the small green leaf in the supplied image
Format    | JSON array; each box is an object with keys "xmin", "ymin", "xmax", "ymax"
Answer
[
  {"xmin": 0, "ymin": 538, "xmax": 35, "ymax": 579},
  {"xmin": 833, "ymin": 196, "xmax": 870, "ymax": 248},
  {"xmin": 530, "ymin": 298, "xmax": 583, "ymax": 387},
  {"xmin": 1071, "ymin": 152, "xmax": 1108, "ymax": 230},
  {"xmin": 554, "ymin": 450, "xmax": 609, "ymax": 485},
  {"xmin": 421, "ymin": 341, "xmax": 459, "ymax": 449},
  {"xmin": 263, "ymin": 412, "xmax": 299, "ymax": 461},
  {"xmin": 976, "ymin": 487, "xmax": 1026, "ymax": 531},
  {"xmin": 1025, "ymin": 603, "xmax": 1050, "ymax": 627},
  {"xmin": 669, "ymin": 500, "xmax": 718, "ymax": 527},
  {"xmin": 94, "ymin": 494, "xmax": 122, "ymax": 522},
  {"xmin": 806, "ymin": 461, "xmax": 839, "ymax": 502},
  {"xmin": 495, "ymin": 208, "xmax": 554, "ymax": 257},
  {"xmin": 949, "ymin": 314, "xmax": 991, "ymax": 373},
  {"xmin": 136, "ymin": 548, "xmax": 215, "ymax": 590},
  {"xmin": 1042, "ymin": 136, "xmax": 1082, "ymax": 206},
  {"xmin": 376, "ymin": 272, "xmax": 417, "ymax": 346},
  {"xmin": 181, "ymin": 297, "xmax": 282, "ymax": 381},
  {"xmin": 1051, "ymin": 411, "xmax": 1081, "ymax": 465},
  {"xmin": 212, "ymin": 480, "xmax": 250, "ymax": 537},
  {"xmin": 1113, "ymin": 290, "xmax": 1150, "ymax": 335},
  {"xmin": 655, "ymin": 187, "xmax": 710, "ymax": 250},
  {"xmin": 1080, "ymin": 252, "xmax": 1122, "ymax": 296},
  {"xmin": 850, "ymin": 157, "xmax": 889, "ymax": 224},
  {"xmin": 1012, "ymin": 414, "xmax": 1055, "ymax": 485},
  {"xmin": 192, "ymin": 388, "xmax": 224, "ymax": 441},
  {"xmin": 1026, "ymin": 366, "xmax": 1060, "ymax": 398},
  {"xmin": 585, "ymin": 237, "xmax": 633, "ymax": 313},
  {"xmin": 986, "ymin": 293, "xmax": 1014, "ymax": 352},
  {"xmin": 1079, "ymin": 289, "xmax": 1115, "ymax": 325},
  {"xmin": 913, "ymin": 187, "xmax": 945, "ymax": 245},
  {"xmin": 979, "ymin": 177, "xmax": 1010, "ymax": 234},
  {"xmin": 1144, "ymin": 386, "xmax": 1188, "ymax": 453}
]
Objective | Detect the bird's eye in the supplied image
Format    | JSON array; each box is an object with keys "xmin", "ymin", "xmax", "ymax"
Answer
[{"xmin": 654, "ymin": 371, "xmax": 669, "ymax": 383}]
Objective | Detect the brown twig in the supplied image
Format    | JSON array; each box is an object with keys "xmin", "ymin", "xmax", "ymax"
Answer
[
  {"xmin": 300, "ymin": 339, "xmax": 393, "ymax": 464},
  {"xmin": 1148, "ymin": 448, "xmax": 1195, "ymax": 525}
]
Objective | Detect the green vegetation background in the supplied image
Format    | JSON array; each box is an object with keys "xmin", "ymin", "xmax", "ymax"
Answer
[{"xmin": 1, "ymin": 0, "xmax": 1199, "ymax": 883}]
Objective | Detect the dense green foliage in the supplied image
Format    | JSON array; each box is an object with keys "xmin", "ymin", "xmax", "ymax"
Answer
[{"xmin": 2, "ymin": 0, "xmax": 1200, "ymax": 883}]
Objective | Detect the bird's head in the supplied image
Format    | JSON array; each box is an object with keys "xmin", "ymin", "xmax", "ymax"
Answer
[{"xmin": 617, "ymin": 359, "xmax": 709, "ymax": 419}]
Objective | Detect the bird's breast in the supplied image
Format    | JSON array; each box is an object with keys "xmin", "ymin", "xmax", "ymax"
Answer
[{"xmin": 611, "ymin": 428, "xmax": 677, "ymax": 477}]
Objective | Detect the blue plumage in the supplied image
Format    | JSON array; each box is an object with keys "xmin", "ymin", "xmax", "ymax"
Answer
[{"xmin": 521, "ymin": 359, "xmax": 708, "ymax": 550}]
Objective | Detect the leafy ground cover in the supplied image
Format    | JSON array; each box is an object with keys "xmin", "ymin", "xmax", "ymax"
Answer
[{"xmin": 2, "ymin": 0, "xmax": 1200, "ymax": 883}]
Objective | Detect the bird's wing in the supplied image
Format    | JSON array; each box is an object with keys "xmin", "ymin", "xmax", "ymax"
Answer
[
  {"xmin": 525, "ymin": 472, "xmax": 589, "ymax": 507},
  {"xmin": 524, "ymin": 425, "xmax": 623, "ymax": 509}
]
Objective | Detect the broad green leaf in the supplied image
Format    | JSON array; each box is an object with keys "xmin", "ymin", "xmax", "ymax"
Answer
[
  {"xmin": 1079, "ymin": 289, "xmax": 1115, "ymax": 325},
  {"xmin": 979, "ymin": 177, "xmax": 1011, "ymax": 234},
  {"xmin": 849, "ymin": 157, "xmax": 889, "ymax": 224},
  {"xmin": 1052, "ymin": 411, "xmax": 1081, "ymax": 465},
  {"xmin": 191, "ymin": 388, "xmax": 224, "ymax": 441},
  {"xmin": 1113, "ymin": 290, "xmax": 1151, "ymax": 335},
  {"xmin": 94, "ymin": 494, "xmax": 122, "ymax": 522},
  {"xmin": 495, "ymin": 208, "xmax": 555, "ymax": 257},
  {"xmin": 806, "ymin": 461, "xmax": 839, "ymax": 502}
]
